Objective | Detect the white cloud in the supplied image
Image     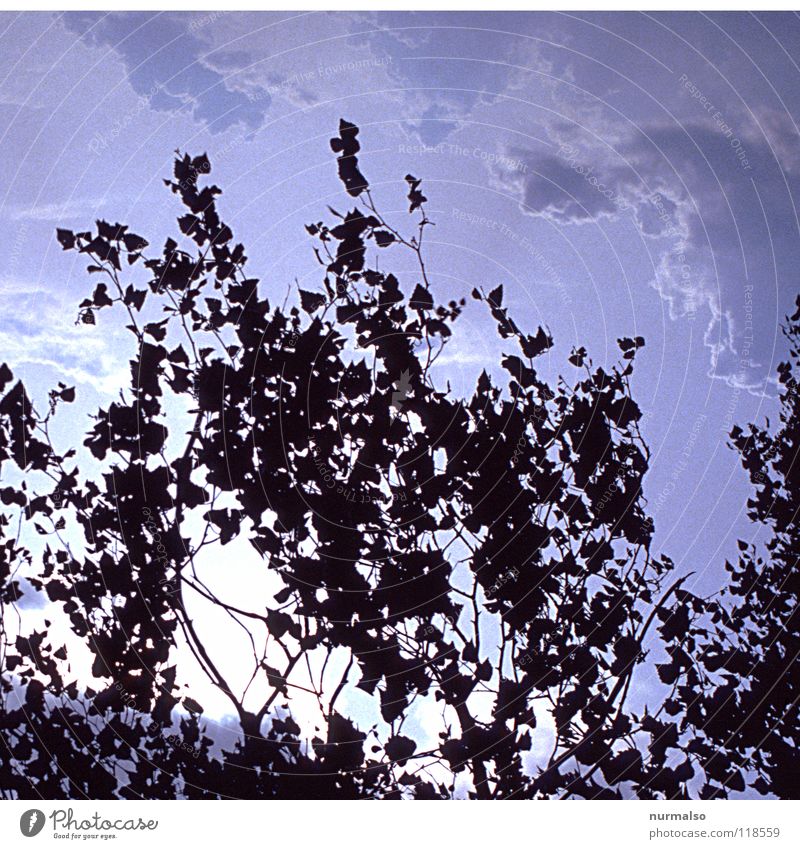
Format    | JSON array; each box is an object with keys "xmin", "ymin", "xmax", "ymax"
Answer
[
  {"xmin": 7, "ymin": 197, "xmax": 107, "ymax": 222},
  {"xmin": 0, "ymin": 280, "xmax": 129, "ymax": 394}
]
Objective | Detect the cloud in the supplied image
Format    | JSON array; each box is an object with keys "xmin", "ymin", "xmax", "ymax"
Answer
[
  {"xmin": 509, "ymin": 149, "xmax": 639, "ymax": 224},
  {"xmin": 0, "ymin": 282, "xmax": 130, "ymax": 394},
  {"xmin": 62, "ymin": 11, "xmax": 268, "ymax": 134},
  {"xmin": 484, "ymin": 98, "xmax": 800, "ymax": 393},
  {"xmin": 625, "ymin": 117, "xmax": 800, "ymax": 392},
  {"xmin": 194, "ymin": 11, "xmax": 405, "ymax": 115},
  {"xmin": 8, "ymin": 198, "xmax": 107, "ymax": 222},
  {"xmin": 11, "ymin": 9, "xmax": 800, "ymax": 400},
  {"xmin": 353, "ymin": 11, "xmax": 797, "ymax": 395}
]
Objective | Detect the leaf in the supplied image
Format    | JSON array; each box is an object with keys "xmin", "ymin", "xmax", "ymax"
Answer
[
  {"xmin": 266, "ymin": 610, "xmax": 298, "ymax": 640},
  {"xmin": 601, "ymin": 749, "xmax": 643, "ymax": 783},
  {"xmin": 264, "ymin": 665, "xmax": 288, "ymax": 694},
  {"xmin": 56, "ymin": 228, "xmax": 75, "ymax": 250},
  {"xmin": 178, "ymin": 214, "xmax": 202, "ymax": 236},
  {"xmin": 123, "ymin": 233, "xmax": 149, "ymax": 252},
  {"xmin": 385, "ymin": 735, "xmax": 417, "ymax": 766},
  {"xmin": 299, "ymin": 289, "xmax": 326, "ymax": 313},
  {"xmin": 520, "ymin": 327, "xmax": 553, "ymax": 359},
  {"xmin": 0, "ymin": 362, "xmax": 13, "ymax": 393},
  {"xmin": 391, "ymin": 370, "xmax": 413, "ymax": 410},
  {"xmin": 440, "ymin": 738, "xmax": 468, "ymax": 771},
  {"xmin": 618, "ymin": 335, "xmax": 645, "ymax": 360},
  {"xmin": 568, "ymin": 346, "xmax": 587, "ymax": 368},
  {"xmin": 183, "ymin": 697, "xmax": 204, "ymax": 714},
  {"xmin": 725, "ymin": 769, "xmax": 745, "ymax": 793},
  {"xmin": 204, "ymin": 508, "xmax": 239, "ymax": 545},
  {"xmin": 97, "ymin": 220, "xmax": 127, "ymax": 241},
  {"xmin": 658, "ymin": 604, "xmax": 689, "ymax": 640},
  {"xmin": 144, "ymin": 321, "xmax": 168, "ymax": 342},
  {"xmin": 373, "ymin": 230, "xmax": 395, "ymax": 248},
  {"xmin": 92, "ymin": 283, "xmax": 113, "ymax": 308},
  {"xmin": 656, "ymin": 662, "xmax": 680, "ymax": 685},
  {"xmin": 405, "ymin": 174, "xmax": 427, "ymax": 211},
  {"xmin": 488, "ymin": 284, "xmax": 503, "ymax": 307},
  {"xmin": 330, "ymin": 120, "xmax": 368, "ymax": 197},
  {"xmin": 410, "ymin": 284, "xmax": 434, "ymax": 311},
  {"xmin": 476, "ymin": 659, "xmax": 492, "ymax": 681},
  {"xmin": 192, "ymin": 153, "xmax": 210, "ymax": 174},
  {"xmin": 124, "ymin": 285, "xmax": 147, "ymax": 312}
]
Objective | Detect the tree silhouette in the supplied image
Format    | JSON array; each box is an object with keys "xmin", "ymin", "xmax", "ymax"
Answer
[
  {"xmin": 661, "ymin": 302, "xmax": 800, "ymax": 800},
  {"xmin": 0, "ymin": 121, "xmax": 794, "ymax": 799}
]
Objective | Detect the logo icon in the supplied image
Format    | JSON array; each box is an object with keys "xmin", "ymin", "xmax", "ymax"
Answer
[{"xmin": 20, "ymin": 810, "xmax": 45, "ymax": 837}]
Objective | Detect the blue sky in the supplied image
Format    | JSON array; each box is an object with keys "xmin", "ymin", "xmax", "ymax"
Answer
[{"xmin": 2, "ymin": 10, "xmax": 797, "ymax": 667}]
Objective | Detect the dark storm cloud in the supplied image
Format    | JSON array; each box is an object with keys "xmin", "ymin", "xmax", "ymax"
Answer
[
  {"xmin": 624, "ymin": 116, "xmax": 800, "ymax": 391},
  {"xmin": 513, "ymin": 149, "xmax": 638, "ymax": 223},
  {"xmin": 499, "ymin": 101, "xmax": 800, "ymax": 392}
]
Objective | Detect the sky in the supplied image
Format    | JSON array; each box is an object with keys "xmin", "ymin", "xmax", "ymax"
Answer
[{"xmin": 1, "ymin": 10, "xmax": 798, "ymax": 753}]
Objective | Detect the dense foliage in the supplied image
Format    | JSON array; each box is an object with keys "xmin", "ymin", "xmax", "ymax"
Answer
[{"xmin": 0, "ymin": 122, "xmax": 796, "ymax": 799}]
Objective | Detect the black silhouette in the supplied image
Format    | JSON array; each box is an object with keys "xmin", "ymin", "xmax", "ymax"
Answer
[
  {"xmin": 0, "ymin": 121, "xmax": 795, "ymax": 799},
  {"xmin": 662, "ymin": 305, "xmax": 800, "ymax": 800}
]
